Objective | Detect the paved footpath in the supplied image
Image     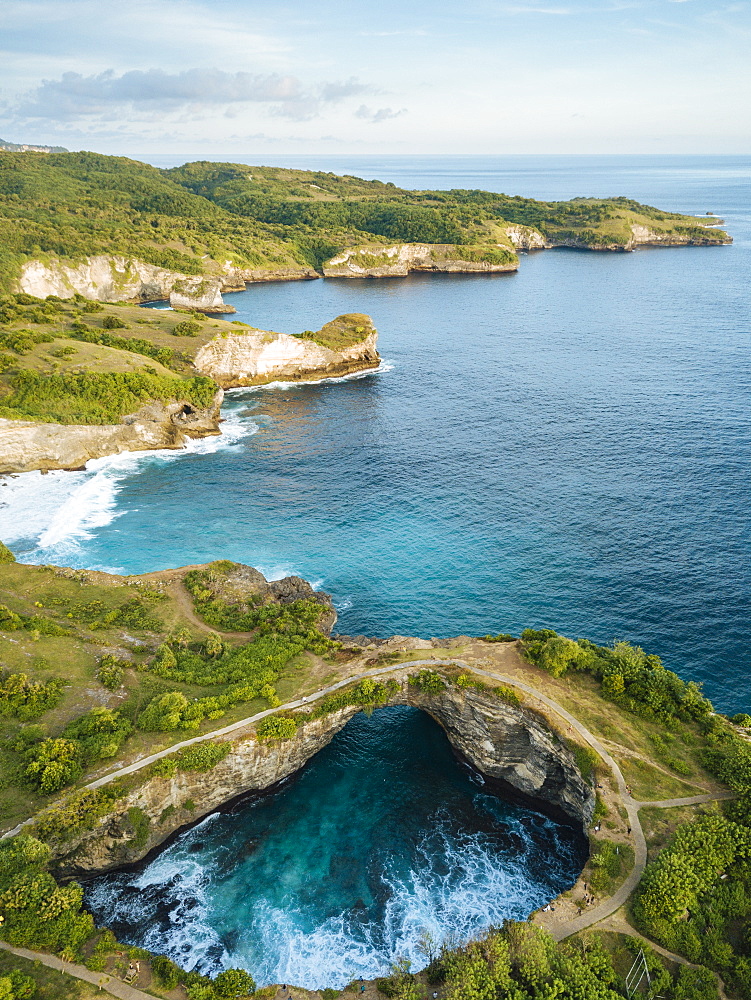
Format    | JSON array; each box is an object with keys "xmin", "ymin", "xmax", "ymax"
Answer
[
  {"xmin": 0, "ymin": 939, "xmax": 155, "ymax": 999},
  {"xmin": 3, "ymin": 656, "xmax": 735, "ymax": 945}
]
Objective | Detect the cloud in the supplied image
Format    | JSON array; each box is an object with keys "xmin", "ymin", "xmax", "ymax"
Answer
[
  {"xmin": 354, "ymin": 105, "xmax": 407, "ymax": 123},
  {"xmin": 14, "ymin": 67, "xmax": 371, "ymax": 121}
]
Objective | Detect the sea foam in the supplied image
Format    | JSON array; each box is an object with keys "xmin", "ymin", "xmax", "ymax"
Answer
[{"xmin": 0, "ymin": 407, "xmax": 256, "ymax": 568}]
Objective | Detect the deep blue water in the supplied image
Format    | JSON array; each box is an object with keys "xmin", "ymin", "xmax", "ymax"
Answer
[
  {"xmin": 84, "ymin": 707, "xmax": 586, "ymax": 987},
  {"xmin": 1, "ymin": 155, "xmax": 749, "ymax": 711}
]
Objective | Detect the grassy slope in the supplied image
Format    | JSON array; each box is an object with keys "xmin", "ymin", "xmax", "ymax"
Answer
[
  {"xmin": 166, "ymin": 159, "xmax": 729, "ymax": 252},
  {"xmin": 0, "ymin": 151, "xmax": 730, "ymax": 292},
  {"xmin": 0, "ymin": 294, "xmax": 372, "ymax": 423},
  {"xmin": 0, "ymin": 559, "xmax": 341, "ymax": 829}
]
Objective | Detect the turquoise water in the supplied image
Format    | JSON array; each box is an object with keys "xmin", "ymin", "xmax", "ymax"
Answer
[
  {"xmin": 1, "ymin": 155, "xmax": 749, "ymax": 711},
  {"xmin": 84, "ymin": 707, "xmax": 586, "ymax": 987}
]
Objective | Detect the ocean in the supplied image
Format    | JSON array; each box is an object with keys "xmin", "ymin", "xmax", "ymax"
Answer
[{"xmin": 1, "ymin": 154, "xmax": 749, "ymax": 712}]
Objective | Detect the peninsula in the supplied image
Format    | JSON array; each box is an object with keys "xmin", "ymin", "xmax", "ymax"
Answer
[
  {"xmin": 0, "ymin": 151, "xmax": 731, "ymax": 311},
  {"xmin": 0, "ymin": 550, "xmax": 748, "ymax": 1000},
  {"xmin": 0, "ymin": 294, "xmax": 379, "ymax": 472}
]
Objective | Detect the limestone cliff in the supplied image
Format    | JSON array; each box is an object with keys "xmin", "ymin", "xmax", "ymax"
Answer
[
  {"xmin": 50, "ymin": 674, "xmax": 593, "ymax": 878},
  {"xmin": 17, "ymin": 256, "xmax": 318, "ymax": 311},
  {"xmin": 322, "ymin": 244, "xmax": 519, "ymax": 278},
  {"xmin": 504, "ymin": 226, "xmax": 549, "ymax": 251},
  {"xmin": 192, "ymin": 313, "xmax": 381, "ymax": 388},
  {"xmin": 0, "ymin": 391, "xmax": 223, "ymax": 474}
]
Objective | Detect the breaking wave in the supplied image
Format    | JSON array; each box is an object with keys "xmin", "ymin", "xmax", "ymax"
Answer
[
  {"xmin": 84, "ymin": 708, "xmax": 585, "ymax": 990},
  {"xmin": 0, "ymin": 408, "xmax": 256, "ymax": 568}
]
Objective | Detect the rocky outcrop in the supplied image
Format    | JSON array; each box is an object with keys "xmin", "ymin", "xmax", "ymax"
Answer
[
  {"xmin": 18, "ymin": 256, "xmax": 320, "ymax": 309},
  {"xmin": 169, "ymin": 277, "xmax": 233, "ymax": 314},
  {"xmin": 625, "ymin": 223, "xmax": 732, "ymax": 250},
  {"xmin": 323, "ymin": 244, "xmax": 518, "ymax": 278},
  {"xmin": 504, "ymin": 225, "xmax": 549, "ymax": 251},
  {"xmin": 0, "ymin": 392, "xmax": 223, "ymax": 474},
  {"xmin": 225, "ymin": 264, "xmax": 319, "ymax": 285},
  {"xmin": 192, "ymin": 313, "xmax": 381, "ymax": 388},
  {"xmin": 51, "ymin": 673, "xmax": 593, "ymax": 878},
  {"xmin": 18, "ymin": 256, "xmax": 235, "ymax": 311}
]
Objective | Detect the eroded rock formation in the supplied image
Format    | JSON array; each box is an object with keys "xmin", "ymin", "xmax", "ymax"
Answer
[
  {"xmin": 192, "ymin": 313, "xmax": 380, "ymax": 388},
  {"xmin": 323, "ymin": 244, "xmax": 518, "ymax": 278},
  {"xmin": 51, "ymin": 673, "xmax": 593, "ymax": 878},
  {"xmin": 0, "ymin": 391, "xmax": 223, "ymax": 474}
]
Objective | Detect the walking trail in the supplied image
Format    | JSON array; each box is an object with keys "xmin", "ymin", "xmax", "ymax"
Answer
[
  {"xmin": 2, "ymin": 654, "xmax": 735, "ymax": 995},
  {"xmin": 0, "ymin": 939, "xmax": 156, "ymax": 1000}
]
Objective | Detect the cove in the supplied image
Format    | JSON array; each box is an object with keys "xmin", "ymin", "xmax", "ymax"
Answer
[{"xmin": 83, "ymin": 707, "xmax": 587, "ymax": 989}]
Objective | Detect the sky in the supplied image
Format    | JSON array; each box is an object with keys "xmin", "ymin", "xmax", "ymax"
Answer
[{"xmin": 0, "ymin": 0, "xmax": 749, "ymax": 156}]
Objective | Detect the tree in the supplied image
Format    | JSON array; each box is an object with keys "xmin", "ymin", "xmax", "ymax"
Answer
[{"xmin": 213, "ymin": 968, "xmax": 256, "ymax": 997}]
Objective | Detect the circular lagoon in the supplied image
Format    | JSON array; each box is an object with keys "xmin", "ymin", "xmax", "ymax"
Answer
[{"xmin": 84, "ymin": 707, "xmax": 587, "ymax": 988}]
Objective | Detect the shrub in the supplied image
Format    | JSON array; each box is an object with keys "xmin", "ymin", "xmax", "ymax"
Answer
[
  {"xmin": 0, "ymin": 540, "xmax": 15, "ymax": 564},
  {"xmin": 0, "ymin": 833, "xmax": 94, "ymax": 954},
  {"xmin": 151, "ymin": 955, "xmax": 181, "ymax": 990},
  {"xmin": 408, "ymin": 670, "xmax": 446, "ymax": 694},
  {"xmin": 0, "ymin": 672, "xmax": 64, "ymax": 720},
  {"xmin": 95, "ymin": 653, "xmax": 126, "ymax": 690},
  {"xmin": 138, "ymin": 691, "xmax": 189, "ymax": 731},
  {"xmin": 101, "ymin": 315, "xmax": 127, "ymax": 329},
  {"xmin": 177, "ymin": 741, "xmax": 230, "ymax": 772},
  {"xmin": 173, "ymin": 320, "xmax": 202, "ymax": 336},
  {"xmin": 256, "ymin": 716, "xmax": 297, "ymax": 740},
  {"xmin": 24, "ymin": 738, "xmax": 82, "ymax": 793},
  {"xmin": 31, "ymin": 786, "xmax": 124, "ymax": 843},
  {"xmin": 214, "ymin": 969, "xmax": 256, "ymax": 997},
  {"xmin": 127, "ymin": 806, "xmax": 150, "ymax": 849}
]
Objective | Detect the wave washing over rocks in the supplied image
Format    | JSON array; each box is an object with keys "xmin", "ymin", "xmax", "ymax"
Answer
[
  {"xmin": 83, "ymin": 708, "xmax": 586, "ymax": 990},
  {"xmin": 0, "ymin": 405, "xmax": 257, "ymax": 569}
]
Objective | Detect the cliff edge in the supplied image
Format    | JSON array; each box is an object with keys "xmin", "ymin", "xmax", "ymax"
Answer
[{"xmin": 192, "ymin": 313, "xmax": 380, "ymax": 388}]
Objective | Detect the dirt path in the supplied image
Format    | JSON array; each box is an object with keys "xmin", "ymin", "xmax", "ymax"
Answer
[
  {"xmin": 598, "ymin": 915, "xmax": 729, "ymax": 1000},
  {"xmin": 5, "ymin": 655, "xmax": 737, "ymax": 948},
  {"xmin": 0, "ymin": 939, "xmax": 156, "ymax": 1000}
]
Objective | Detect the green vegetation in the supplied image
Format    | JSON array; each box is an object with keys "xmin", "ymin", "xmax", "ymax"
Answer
[
  {"xmin": 455, "ymin": 671, "xmax": 522, "ymax": 707},
  {"xmin": 256, "ymin": 715, "xmax": 297, "ymax": 740},
  {"xmin": 378, "ymin": 921, "xmax": 712, "ymax": 1000},
  {"xmin": 0, "ymin": 673, "xmax": 64, "ymax": 720},
  {"xmin": 633, "ymin": 812, "xmax": 751, "ymax": 997},
  {"xmin": 0, "ymin": 834, "xmax": 94, "ymax": 954},
  {"xmin": 407, "ymin": 669, "xmax": 447, "ymax": 694},
  {"xmin": 521, "ymin": 629, "xmax": 712, "ymax": 724},
  {"xmin": 0, "ymin": 368, "xmax": 215, "ymax": 424},
  {"xmin": 0, "ymin": 151, "xmax": 728, "ymax": 295}
]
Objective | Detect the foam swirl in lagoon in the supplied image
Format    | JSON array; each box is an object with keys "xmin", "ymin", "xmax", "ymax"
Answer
[{"xmin": 84, "ymin": 708, "xmax": 586, "ymax": 989}]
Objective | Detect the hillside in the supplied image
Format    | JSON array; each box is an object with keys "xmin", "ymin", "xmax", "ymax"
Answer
[{"xmin": 0, "ymin": 151, "xmax": 731, "ymax": 298}]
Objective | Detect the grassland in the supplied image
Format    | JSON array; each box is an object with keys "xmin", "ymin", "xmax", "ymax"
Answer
[{"xmin": 0, "ymin": 293, "xmax": 372, "ymax": 424}]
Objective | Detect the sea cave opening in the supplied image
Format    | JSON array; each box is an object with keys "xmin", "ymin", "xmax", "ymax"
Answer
[{"xmin": 83, "ymin": 706, "xmax": 587, "ymax": 989}]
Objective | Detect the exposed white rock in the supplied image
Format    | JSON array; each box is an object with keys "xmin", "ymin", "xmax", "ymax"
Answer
[
  {"xmin": 169, "ymin": 276, "xmax": 230, "ymax": 313},
  {"xmin": 504, "ymin": 225, "xmax": 549, "ymax": 250},
  {"xmin": 192, "ymin": 314, "xmax": 380, "ymax": 388},
  {"xmin": 323, "ymin": 243, "xmax": 518, "ymax": 278},
  {"xmin": 0, "ymin": 393, "xmax": 223, "ymax": 474}
]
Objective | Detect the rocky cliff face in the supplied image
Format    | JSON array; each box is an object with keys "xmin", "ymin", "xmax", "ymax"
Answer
[
  {"xmin": 0, "ymin": 391, "xmax": 223, "ymax": 474},
  {"xmin": 17, "ymin": 256, "xmax": 318, "ymax": 311},
  {"xmin": 52, "ymin": 675, "xmax": 593, "ymax": 878},
  {"xmin": 323, "ymin": 244, "xmax": 518, "ymax": 278},
  {"xmin": 192, "ymin": 314, "xmax": 380, "ymax": 388},
  {"xmin": 504, "ymin": 226, "xmax": 549, "ymax": 251},
  {"xmin": 625, "ymin": 223, "xmax": 732, "ymax": 250}
]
